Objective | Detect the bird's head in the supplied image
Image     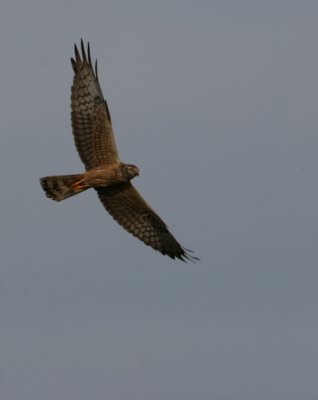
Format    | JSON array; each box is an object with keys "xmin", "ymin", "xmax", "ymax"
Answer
[{"xmin": 125, "ymin": 164, "xmax": 140, "ymax": 180}]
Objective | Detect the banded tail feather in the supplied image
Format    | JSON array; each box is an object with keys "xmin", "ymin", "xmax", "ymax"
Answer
[{"xmin": 40, "ymin": 174, "xmax": 87, "ymax": 201}]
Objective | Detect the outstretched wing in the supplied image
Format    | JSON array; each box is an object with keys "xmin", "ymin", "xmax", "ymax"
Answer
[
  {"xmin": 96, "ymin": 183, "xmax": 198, "ymax": 262},
  {"xmin": 71, "ymin": 40, "xmax": 119, "ymax": 170}
]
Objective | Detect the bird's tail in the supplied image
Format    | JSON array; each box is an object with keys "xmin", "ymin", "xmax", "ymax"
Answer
[{"xmin": 40, "ymin": 174, "xmax": 88, "ymax": 201}]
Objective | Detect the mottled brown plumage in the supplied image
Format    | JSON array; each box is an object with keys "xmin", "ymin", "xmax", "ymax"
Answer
[{"xmin": 40, "ymin": 40, "xmax": 198, "ymax": 262}]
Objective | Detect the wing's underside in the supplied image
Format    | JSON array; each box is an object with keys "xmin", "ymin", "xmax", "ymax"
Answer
[
  {"xmin": 96, "ymin": 183, "xmax": 199, "ymax": 262},
  {"xmin": 71, "ymin": 40, "xmax": 119, "ymax": 169}
]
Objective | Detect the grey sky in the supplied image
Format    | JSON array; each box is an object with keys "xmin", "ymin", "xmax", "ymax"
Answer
[{"xmin": 1, "ymin": 1, "xmax": 318, "ymax": 399}]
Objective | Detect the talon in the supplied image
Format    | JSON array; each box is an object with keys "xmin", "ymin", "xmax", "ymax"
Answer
[{"xmin": 71, "ymin": 181, "xmax": 86, "ymax": 191}]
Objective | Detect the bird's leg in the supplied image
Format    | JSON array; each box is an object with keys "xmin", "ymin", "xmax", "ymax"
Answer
[{"xmin": 71, "ymin": 175, "xmax": 88, "ymax": 191}]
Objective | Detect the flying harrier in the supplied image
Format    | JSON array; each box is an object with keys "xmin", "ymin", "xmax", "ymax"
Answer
[{"xmin": 40, "ymin": 40, "xmax": 198, "ymax": 262}]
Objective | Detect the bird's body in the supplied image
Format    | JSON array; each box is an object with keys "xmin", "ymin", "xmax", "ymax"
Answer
[
  {"xmin": 40, "ymin": 40, "xmax": 198, "ymax": 262},
  {"xmin": 41, "ymin": 163, "xmax": 139, "ymax": 201}
]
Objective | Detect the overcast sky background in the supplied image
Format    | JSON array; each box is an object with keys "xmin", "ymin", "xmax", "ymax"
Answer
[{"xmin": 1, "ymin": 1, "xmax": 318, "ymax": 399}]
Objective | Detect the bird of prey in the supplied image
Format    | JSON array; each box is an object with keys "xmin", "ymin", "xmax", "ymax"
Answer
[{"xmin": 40, "ymin": 40, "xmax": 198, "ymax": 262}]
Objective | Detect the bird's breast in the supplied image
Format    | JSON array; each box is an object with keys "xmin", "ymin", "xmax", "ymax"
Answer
[{"xmin": 82, "ymin": 164, "xmax": 127, "ymax": 187}]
